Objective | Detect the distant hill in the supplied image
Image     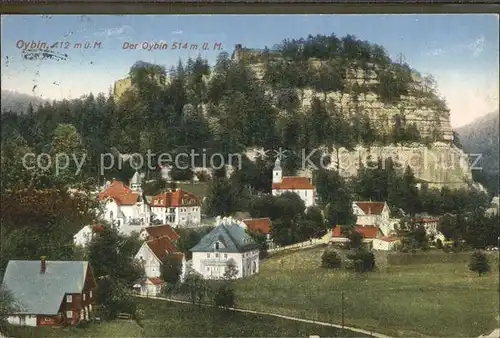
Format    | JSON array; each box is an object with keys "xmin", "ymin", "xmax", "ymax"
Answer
[
  {"xmin": 456, "ymin": 111, "xmax": 499, "ymax": 195},
  {"xmin": 1, "ymin": 90, "xmax": 48, "ymax": 114}
]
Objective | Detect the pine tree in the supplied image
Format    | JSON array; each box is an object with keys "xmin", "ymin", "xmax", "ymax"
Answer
[{"xmin": 468, "ymin": 250, "xmax": 490, "ymax": 276}]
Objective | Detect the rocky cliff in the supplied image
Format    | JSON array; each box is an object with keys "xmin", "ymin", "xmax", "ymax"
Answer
[{"xmin": 237, "ymin": 45, "xmax": 474, "ymax": 190}]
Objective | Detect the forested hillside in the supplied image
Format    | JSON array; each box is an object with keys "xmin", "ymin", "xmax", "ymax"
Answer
[
  {"xmin": 457, "ymin": 111, "xmax": 499, "ymax": 195},
  {"xmin": 1, "ymin": 34, "xmax": 459, "ymax": 181},
  {"xmin": 1, "ymin": 90, "xmax": 47, "ymax": 114}
]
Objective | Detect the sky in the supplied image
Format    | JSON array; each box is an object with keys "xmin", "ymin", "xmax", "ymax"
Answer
[{"xmin": 1, "ymin": 14, "xmax": 498, "ymax": 128}]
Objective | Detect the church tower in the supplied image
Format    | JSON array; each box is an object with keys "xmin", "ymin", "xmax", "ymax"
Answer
[
  {"xmin": 272, "ymin": 157, "xmax": 282, "ymax": 184},
  {"xmin": 130, "ymin": 170, "xmax": 142, "ymax": 193}
]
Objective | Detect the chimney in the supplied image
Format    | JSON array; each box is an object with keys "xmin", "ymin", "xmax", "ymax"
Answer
[{"xmin": 40, "ymin": 256, "xmax": 46, "ymax": 274}]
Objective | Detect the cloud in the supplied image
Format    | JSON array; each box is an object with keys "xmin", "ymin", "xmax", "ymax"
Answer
[
  {"xmin": 94, "ymin": 25, "xmax": 133, "ymax": 37},
  {"xmin": 171, "ymin": 30, "xmax": 183, "ymax": 35},
  {"xmin": 466, "ymin": 36, "xmax": 485, "ymax": 57}
]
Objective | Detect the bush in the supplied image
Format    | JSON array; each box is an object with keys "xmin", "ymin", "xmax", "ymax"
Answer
[
  {"xmin": 469, "ymin": 250, "xmax": 490, "ymax": 276},
  {"xmin": 436, "ymin": 238, "xmax": 443, "ymax": 249},
  {"xmin": 346, "ymin": 249, "xmax": 376, "ymax": 272},
  {"xmin": 321, "ymin": 249, "xmax": 342, "ymax": 269},
  {"xmin": 214, "ymin": 282, "xmax": 235, "ymax": 310}
]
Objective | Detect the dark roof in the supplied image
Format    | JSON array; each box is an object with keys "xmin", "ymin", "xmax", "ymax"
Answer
[
  {"xmin": 190, "ymin": 222, "xmax": 259, "ymax": 253},
  {"xmin": 1, "ymin": 260, "xmax": 89, "ymax": 315}
]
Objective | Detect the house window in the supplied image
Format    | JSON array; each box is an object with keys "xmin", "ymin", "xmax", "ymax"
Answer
[
  {"xmin": 66, "ymin": 311, "xmax": 72, "ymax": 318},
  {"xmin": 207, "ymin": 253, "xmax": 210, "ymax": 258},
  {"xmin": 66, "ymin": 295, "xmax": 72, "ymax": 303},
  {"xmin": 305, "ymin": 191, "xmax": 307, "ymax": 197},
  {"xmin": 20, "ymin": 316, "xmax": 25, "ymax": 325},
  {"xmin": 215, "ymin": 242, "xmax": 220, "ymax": 250},
  {"xmin": 224, "ymin": 254, "xmax": 228, "ymax": 259},
  {"xmin": 215, "ymin": 253, "xmax": 219, "ymax": 258},
  {"xmin": 206, "ymin": 267, "xmax": 210, "ymax": 271}
]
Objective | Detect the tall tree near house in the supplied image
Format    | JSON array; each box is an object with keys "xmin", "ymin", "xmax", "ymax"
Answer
[
  {"xmin": 160, "ymin": 253, "xmax": 183, "ymax": 293},
  {"xmin": 223, "ymin": 259, "xmax": 239, "ymax": 280},
  {"xmin": 0, "ymin": 285, "xmax": 20, "ymax": 330}
]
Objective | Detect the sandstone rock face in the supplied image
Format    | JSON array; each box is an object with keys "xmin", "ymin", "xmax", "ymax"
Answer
[{"xmin": 244, "ymin": 143, "xmax": 475, "ymax": 190}]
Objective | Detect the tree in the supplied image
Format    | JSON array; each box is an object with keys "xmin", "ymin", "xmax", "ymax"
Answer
[
  {"xmin": 182, "ymin": 271, "xmax": 207, "ymax": 306},
  {"xmin": 160, "ymin": 253, "xmax": 183, "ymax": 289},
  {"xmin": 0, "ymin": 286, "xmax": 20, "ymax": 330},
  {"xmin": 468, "ymin": 250, "xmax": 490, "ymax": 276},
  {"xmin": 213, "ymin": 282, "xmax": 236, "ymax": 311},
  {"xmin": 246, "ymin": 230, "xmax": 269, "ymax": 259},
  {"xmin": 223, "ymin": 259, "xmax": 239, "ymax": 280},
  {"xmin": 346, "ymin": 249, "xmax": 376, "ymax": 272},
  {"xmin": 348, "ymin": 230, "xmax": 364, "ymax": 249},
  {"xmin": 321, "ymin": 249, "xmax": 342, "ymax": 269}
]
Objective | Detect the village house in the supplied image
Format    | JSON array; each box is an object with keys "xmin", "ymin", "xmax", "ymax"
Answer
[
  {"xmin": 73, "ymin": 224, "xmax": 104, "ymax": 247},
  {"xmin": 190, "ymin": 216, "xmax": 260, "ymax": 279},
  {"xmin": 241, "ymin": 217, "xmax": 274, "ymax": 248},
  {"xmin": 1, "ymin": 258, "xmax": 96, "ymax": 327},
  {"xmin": 352, "ymin": 201, "xmax": 399, "ymax": 236},
  {"xmin": 134, "ymin": 231, "xmax": 186, "ymax": 296},
  {"xmin": 98, "ymin": 172, "xmax": 151, "ymax": 235},
  {"xmin": 149, "ymin": 189, "xmax": 201, "ymax": 228},
  {"xmin": 271, "ymin": 157, "xmax": 315, "ymax": 208},
  {"xmin": 415, "ymin": 214, "xmax": 446, "ymax": 242},
  {"xmin": 330, "ymin": 225, "xmax": 399, "ymax": 251}
]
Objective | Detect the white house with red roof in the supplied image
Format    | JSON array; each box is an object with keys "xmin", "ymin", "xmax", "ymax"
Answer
[
  {"xmin": 330, "ymin": 225, "xmax": 400, "ymax": 251},
  {"xmin": 352, "ymin": 201, "xmax": 400, "ymax": 237},
  {"xmin": 134, "ymin": 228, "xmax": 186, "ymax": 296},
  {"xmin": 271, "ymin": 157, "xmax": 315, "ymax": 208},
  {"xmin": 149, "ymin": 189, "xmax": 201, "ymax": 228},
  {"xmin": 98, "ymin": 171, "xmax": 151, "ymax": 235}
]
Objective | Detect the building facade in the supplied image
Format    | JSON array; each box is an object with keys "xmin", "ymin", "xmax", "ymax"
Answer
[
  {"xmin": 2, "ymin": 258, "xmax": 96, "ymax": 327},
  {"xmin": 98, "ymin": 172, "xmax": 152, "ymax": 235},
  {"xmin": 271, "ymin": 157, "xmax": 315, "ymax": 208},
  {"xmin": 190, "ymin": 217, "xmax": 260, "ymax": 279},
  {"xmin": 149, "ymin": 189, "xmax": 201, "ymax": 227}
]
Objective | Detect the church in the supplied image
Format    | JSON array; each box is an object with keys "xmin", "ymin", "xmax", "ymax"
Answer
[{"xmin": 271, "ymin": 157, "xmax": 316, "ymax": 208}]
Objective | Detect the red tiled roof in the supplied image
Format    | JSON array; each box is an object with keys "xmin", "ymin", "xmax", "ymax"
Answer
[
  {"xmin": 148, "ymin": 277, "xmax": 164, "ymax": 285},
  {"xmin": 272, "ymin": 177, "xmax": 314, "ymax": 190},
  {"xmin": 243, "ymin": 218, "xmax": 272, "ymax": 234},
  {"xmin": 331, "ymin": 225, "xmax": 343, "ymax": 237},
  {"xmin": 331, "ymin": 225, "xmax": 381, "ymax": 239},
  {"xmin": 354, "ymin": 202, "xmax": 386, "ymax": 215},
  {"xmin": 143, "ymin": 224, "xmax": 179, "ymax": 241},
  {"xmin": 99, "ymin": 180, "xmax": 140, "ymax": 206},
  {"xmin": 146, "ymin": 236, "xmax": 180, "ymax": 260},
  {"xmin": 92, "ymin": 225, "xmax": 104, "ymax": 232},
  {"xmin": 150, "ymin": 189, "xmax": 201, "ymax": 208}
]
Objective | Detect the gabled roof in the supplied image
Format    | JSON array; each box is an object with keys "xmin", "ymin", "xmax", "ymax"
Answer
[
  {"xmin": 243, "ymin": 218, "xmax": 272, "ymax": 235},
  {"xmin": 354, "ymin": 201, "xmax": 386, "ymax": 215},
  {"xmin": 1, "ymin": 260, "xmax": 90, "ymax": 315},
  {"xmin": 331, "ymin": 225, "xmax": 382, "ymax": 239},
  {"xmin": 272, "ymin": 177, "xmax": 314, "ymax": 190},
  {"xmin": 146, "ymin": 237, "xmax": 180, "ymax": 261},
  {"xmin": 190, "ymin": 222, "xmax": 259, "ymax": 253},
  {"xmin": 142, "ymin": 224, "xmax": 179, "ymax": 241},
  {"xmin": 150, "ymin": 189, "xmax": 201, "ymax": 208},
  {"xmin": 98, "ymin": 180, "xmax": 140, "ymax": 206}
]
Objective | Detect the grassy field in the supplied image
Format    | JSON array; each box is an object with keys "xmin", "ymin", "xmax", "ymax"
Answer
[
  {"xmin": 235, "ymin": 246, "xmax": 500, "ymax": 337},
  {"xmin": 3, "ymin": 320, "xmax": 144, "ymax": 338},
  {"xmin": 4, "ymin": 298, "xmax": 364, "ymax": 337}
]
